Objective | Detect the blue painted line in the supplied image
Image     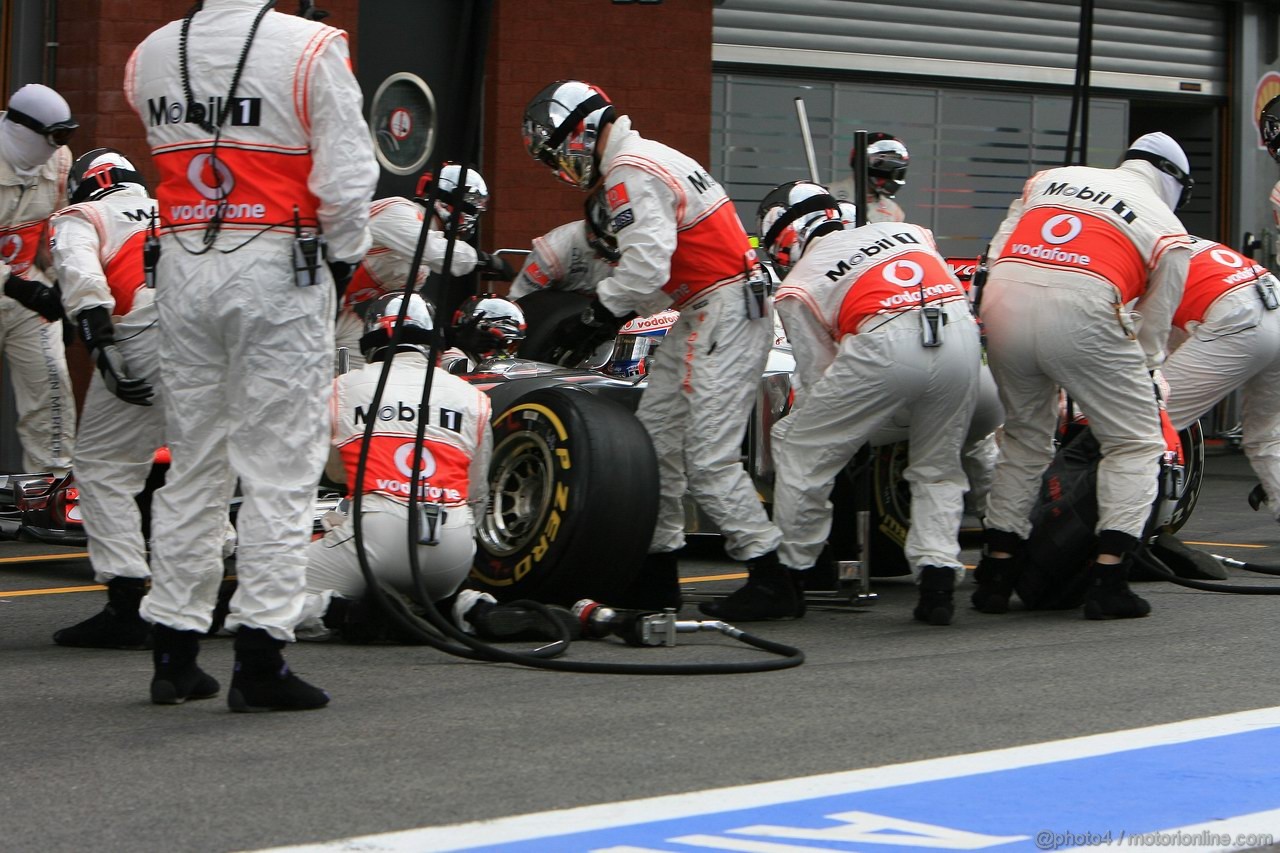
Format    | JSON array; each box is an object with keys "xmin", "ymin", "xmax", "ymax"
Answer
[{"xmin": 254, "ymin": 709, "xmax": 1280, "ymax": 853}]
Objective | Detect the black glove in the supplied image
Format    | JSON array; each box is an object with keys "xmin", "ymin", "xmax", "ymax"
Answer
[
  {"xmin": 77, "ymin": 305, "xmax": 154, "ymax": 407},
  {"xmin": 328, "ymin": 259, "xmax": 356, "ymax": 300},
  {"xmin": 4, "ymin": 273, "xmax": 65, "ymax": 322},
  {"xmin": 551, "ymin": 297, "xmax": 633, "ymax": 362},
  {"xmin": 475, "ymin": 251, "xmax": 515, "ymax": 282}
]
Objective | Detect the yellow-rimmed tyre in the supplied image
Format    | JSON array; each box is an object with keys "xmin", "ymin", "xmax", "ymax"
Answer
[{"xmin": 471, "ymin": 385, "xmax": 658, "ymax": 605}]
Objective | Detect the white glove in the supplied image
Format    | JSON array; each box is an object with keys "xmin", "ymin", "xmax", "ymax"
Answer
[{"xmin": 1150, "ymin": 367, "xmax": 1170, "ymax": 410}]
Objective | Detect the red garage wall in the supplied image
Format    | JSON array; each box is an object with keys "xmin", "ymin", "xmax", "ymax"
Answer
[{"xmin": 481, "ymin": 0, "xmax": 715, "ymax": 253}]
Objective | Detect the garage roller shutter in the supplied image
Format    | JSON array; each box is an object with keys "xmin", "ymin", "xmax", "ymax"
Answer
[{"xmin": 713, "ymin": 0, "xmax": 1226, "ymax": 96}]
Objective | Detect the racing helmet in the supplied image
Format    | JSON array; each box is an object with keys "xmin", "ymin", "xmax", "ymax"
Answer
[
  {"xmin": 1122, "ymin": 132, "xmax": 1193, "ymax": 211},
  {"xmin": 67, "ymin": 148, "xmax": 147, "ymax": 205},
  {"xmin": 1262, "ymin": 95, "xmax": 1280, "ymax": 163},
  {"xmin": 584, "ymin": 187, "xmax": 620, "ymax": 263},
  {"xmin": 416, "ymin": 162, "xmax": 489, "ymax": 240},
  {"xmin": 522, "ymin": 80, "xmax": 615, "ymax": 190},
  {"xmin": 358, "ymin": 292, "xmax": 438, "ymax": 362},
  {"xmin": 850, "ymin": 132, "xmax": 909, "ymax": 198},
  {"xmin": 756, "ymin": 181, "xmax": 844, "ymax": 275},
  {"xmin": 450, "ymin": 294, "xmax": 527, "ymax": 360}
]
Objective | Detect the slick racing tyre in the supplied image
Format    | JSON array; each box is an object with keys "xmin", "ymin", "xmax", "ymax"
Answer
[
  {"xmin": 823, "ymin": 444, "xmax": 913, "ymax": 579},
  {"xmin": 1163, "ymin": 421, "xmax": 1204, "ymax": 535},
  {"xmin": 471, "ymin": 385, "xmax": 659, "ymax": 605}
]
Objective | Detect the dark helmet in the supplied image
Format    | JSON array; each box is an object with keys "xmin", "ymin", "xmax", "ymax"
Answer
[
  {"xmin": 756, "ymin": 181, "xmax": 844, "ymax": 275},
  {"xmin": 358, "ymin": 292, "xmax": 438, "ymax": 362},
  {"xmin": 415, "ymin": 162, "xmax": 489, "ymax": 240},
  {"xmin": 522, "ymin": 80, "xmax": 615, "ymax": 190},
  {"xmin": 584, "ymin": 187, "xmax": 620, "ymax": 263},
  {"xmin": 849, "ymin": 132, "xmax": 909, "ymax": 198},
  {"xmin": 67, "ymin": 148, "xmax": 147, "ymax": 205},
  {"xmin": 450, "ymin": 294, "xmax": 527, "ymax": 360},
  {"xmin": 1262, "ymin": 94, "xmax": 1280, "ymax": 163}
]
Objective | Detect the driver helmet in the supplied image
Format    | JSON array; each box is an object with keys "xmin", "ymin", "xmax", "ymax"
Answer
[
  {"xmin": 522, "ymin": 80, "xmax": 615, "ymax": 190},
  {"xmin": 358, "ymin": 292, "xmax": 437, "ymax": 362},
  {"xmin": 450, "ymin": 294, "xmax": 527, "ymax": 360},
  {"xmin": 1263, "ymin": 94, "xmax": 1280, "ymax": 163},
  {"xmin": 756, "ymin": 181, "xmax": 844, "ymax": 275},
  {"xmin": 849, "ymin": 132, "xmax": 909, "ymax": 198},
  {"xmin": 415, "ymin": 162, "xmax": 489, "ymax": 240},
  {"xmin": 584, "ymin": 187, "xmax": 620, "ymax": 263},
  {"xmin": 67, "ymin": 148, "xmax": 147, "ymax": 205}
]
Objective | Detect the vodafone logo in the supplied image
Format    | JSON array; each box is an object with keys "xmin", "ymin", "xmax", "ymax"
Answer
[
  {"xmin": 187, "ymin": 153, "xmax": 235, "ymax": 201},
  {"xmin": 1041, "ymin": 214, "xmax": 1082, "ymax": 245},
  {"xmin": 0, "ymin": 234, "xmax": 21, "ymax": 264},
  {"xmin": 1209, "ymin": 248, "xmax": 1244, "ymax": 269},
  {"xmin": 394, "ymin": 441, "xmax": 436, "ymax": 481},
  {"xmin": 883, "ymin": 259, "xmax": 925, "ymax": 288}
]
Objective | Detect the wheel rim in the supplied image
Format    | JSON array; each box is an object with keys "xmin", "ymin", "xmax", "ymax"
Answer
[{"xmin": 479, "ymin": 430, "xmax": 555, "ymax": 556}]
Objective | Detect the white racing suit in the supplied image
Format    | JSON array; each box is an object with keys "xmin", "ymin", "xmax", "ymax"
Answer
[
  {"xmin": 509, "ymin": 220, "xmax": 614, "ymax": 301},
  {"xmin": 1163, "ymin": 239, "xmax": 1280, "ymax": 519},
  {"xmin": 773, "ymin": 224, "xmax": 981, "ymax": 580},
  {"xmin": 50, "ymin": 186, "xmax": 160, "ymax": 583},
  {"xmin": 594, "ymin": 115, "xmax": 782, "ymax": 560},
  {"xmin": 126, "ymin": 0, "xmax": 377, "ymax": 640},
  {"xmin": 336, "ymin": 197, "xmax": 478, "ymax": 368},
  {"xmin": 982, "ymin": 161, "xmax": 1192, "ymax": 542},
  {"xmin": 826, "ymin": 178, "xmax": 905, "ymax": 224},
  {"xmin": 298, "ymin": 352, "xmax": 492, "ymax": 630},
  {"xmin": 0, "ymin": 142, "xmax": 75, "ymax": 474}
]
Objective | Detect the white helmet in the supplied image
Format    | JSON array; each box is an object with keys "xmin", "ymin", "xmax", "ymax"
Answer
[
  {"xmin": 68, "ymin": 148, "xmax": 147, "ymax": 205},
  {"xmin": 1123, "ymin": 132, "xmax": 1193, "ymax": 211},
  {"xmin": 451, "ymin": 294, "xmax": 527, "ymax": 360},
  {"xmin": 522, "ymin": 80, "xmax": 615, "ymax": 190},
  {"xmin": 756, "ymin": 181, "xmax": 844, "ymax": 275},
  {"xmin": 850, "ymin": 132, "xmax": 909, "ymax": 198},
  {"xmin": 358, "ymin": 292, "xmax": 437, "ymax": 362},
  {"xmin": 416, "ymin": 162, "xmax": 489, "ymax": 239}
]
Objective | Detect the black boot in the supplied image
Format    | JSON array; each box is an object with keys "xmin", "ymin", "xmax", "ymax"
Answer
[
  {"xmin": 913, "ymin": 566, "xmax": 956, "ymax": 626},
  {"xmin": 150, "ymin": 625, "xmax": 220, "ymax": 705},
  {"xmin": 54, "ymin": 576, "xmax": 153, "ymax": 649},
  {"xmin": 698, "ymin": 551, "xmax": 804, "ymax": 621},
  {"xmin": 970, "ymin": 530, "xmax": 1024, "ymax": 614},
  {"xmin": 613, "ymin": 551, "xmax": 682, "ymax": 612},
  {"xmin": 227, "ymin": 627, "xmax": 329, "ymax": 712},
  {"xmin": 1082, "ymin": 557, "xmax": 1151, "ymax": 620}
]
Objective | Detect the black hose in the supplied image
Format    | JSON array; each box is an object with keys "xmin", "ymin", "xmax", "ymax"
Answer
[
  {"xmin": 1135, "ymin": 549, "xmax": 1280, "ymax": 594},
  {"xmin": 1209, "ymin": 555, "xmax": 1280, "ymax": 578}
]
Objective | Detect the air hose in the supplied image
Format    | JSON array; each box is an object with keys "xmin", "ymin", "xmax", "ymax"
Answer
[
  {"xmin": 1134, "ymin": 548, "xmax": 1280, "ymax": 595},
  {"xmin": 343, "ymin": 0, "xmax": 803, "ymax": 676}
]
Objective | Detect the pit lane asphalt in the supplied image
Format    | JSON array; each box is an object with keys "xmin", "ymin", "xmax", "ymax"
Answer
[{"xmin": 2, "ymin": 447, "xmax": 1279, "ymax": 853}]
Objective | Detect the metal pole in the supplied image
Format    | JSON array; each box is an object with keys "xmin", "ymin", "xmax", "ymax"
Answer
[
  {"xmin": 794, "ymin": 97, "xmax": 822, "ymax": 184},
  {"xmin": 852, "ymin": 129, "xmax": 868, "ymax": 228}
]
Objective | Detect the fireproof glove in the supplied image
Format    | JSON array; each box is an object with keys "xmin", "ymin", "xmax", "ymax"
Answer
[
  {"xmin": 4, "ymin": 273, "xmax": 65, "ymax": 322},
  {"xmin": 475, "ymin": 251, "xmax": 516, "ymax": 282},
  {"xmin": 1150, "ymin": 367, "xmax": 1170, "ymax": 410},
  {"xmin": 550, "ymin": 297, "xmax": 633, "ymax": 364},
  {"xmin": 77, "ymin": 305, "xmax": 154, "ymax": 407}
]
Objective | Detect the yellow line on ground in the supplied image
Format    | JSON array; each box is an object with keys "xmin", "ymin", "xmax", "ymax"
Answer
[
  {"xmin": 1, "ymin": 584, "xmax": 103, "ymax": 597},
  {"xmin": 1182, "ymin": 541, "xmax": 1267, "ymax": 550},
  {"xmin": 680, "ymin": 572, "xmax": 747, "ymax": 584},
  {"xmin": 0, "ymin": 551, "xmax": 89, "ymax": 565}
]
